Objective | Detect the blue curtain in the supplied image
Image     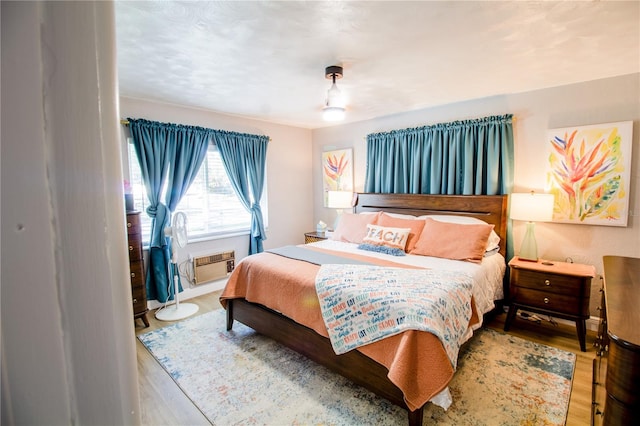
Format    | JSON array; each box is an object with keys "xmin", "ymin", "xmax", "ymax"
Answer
[
  {"xmin": 129, "ymin": 119, "xmax": 211, "ymax": 302},
  {"xmin": 214, "ymin": 131, "xmax": 269, "ymax": 254},
  {"xmin": 364, "ymin": 114, "xmax": 514, "ymax": 195},
  {"xmin": 364, "ymin": 114, "xmax": 514, "ymax": 259}
]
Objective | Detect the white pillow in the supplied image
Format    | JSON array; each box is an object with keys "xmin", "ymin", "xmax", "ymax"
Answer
[
  {"xmin": 418, "ymin": 214, "xmax": 501, "ymax": 251},
  {"xmin": 383, "ymin": 212, "xmax": 418, "ymax": 220}
]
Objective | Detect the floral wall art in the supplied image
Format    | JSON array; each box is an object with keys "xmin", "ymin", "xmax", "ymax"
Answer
[
  {"xmin": 322, "ymin": 148, "xmax": 353, "ymax": 207},
  {"xmin": 546, "ymin": 121, "xmax": 633, "ymax": 226}
]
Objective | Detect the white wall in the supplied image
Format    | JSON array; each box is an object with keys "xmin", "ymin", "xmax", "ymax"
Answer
[
  {"xmin": 312, "ymin": 73, "xmax": 640, "ymax": 314},
  {"xmin": 1, "ymin": 2, "xmax": 139, "ymax": 424},
  {"xmin": 119, "ymin": 97, "xmax": 314, "ymax": 300}
]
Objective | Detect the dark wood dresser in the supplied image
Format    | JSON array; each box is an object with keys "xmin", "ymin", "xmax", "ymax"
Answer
[
  {"xmin": 592, "ymin": 256, "xmax": 640, "ymax": 425},
  {"xmin": 127, "ymin": 211, "xmax": 149, "ymax": 327}
]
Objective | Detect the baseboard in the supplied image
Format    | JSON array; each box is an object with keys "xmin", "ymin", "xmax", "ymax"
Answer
[{"xmin": 147, "ymin": 278, "xmax": 228, "ymax": 310}]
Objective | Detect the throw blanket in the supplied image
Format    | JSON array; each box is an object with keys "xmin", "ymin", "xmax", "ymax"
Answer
[
  {"xmin": 316, "ymin": 264, "xmax": 473, "ymax": 367},
  {"xmin": 267, "ymin": 245, "xmax": 374, "ymax": 266}
]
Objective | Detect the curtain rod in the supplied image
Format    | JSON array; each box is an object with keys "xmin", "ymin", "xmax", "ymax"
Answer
[
  {"xmin": 120, "ymin": 119, "xmax": 271, "ymax": 141},
  {"xmin": 363, "ymin": 115, "xmax": 517, "ymax": 139}
]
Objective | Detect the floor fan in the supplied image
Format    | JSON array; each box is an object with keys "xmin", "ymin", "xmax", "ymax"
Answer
[{"xmin": 155, "ymin": 211, "xmax": 199, "ymax": 321}]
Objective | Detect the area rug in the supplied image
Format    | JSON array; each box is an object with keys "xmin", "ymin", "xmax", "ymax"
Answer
[{"xmin": 138, "ymin": 309, "xmax": 575, "ymax": 425}]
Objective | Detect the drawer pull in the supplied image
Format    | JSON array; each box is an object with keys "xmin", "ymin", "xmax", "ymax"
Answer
[
  {"xmin": 133, "ymin": 298, "xmax": 138, "ymax": 303},
  {"xmin": 131, "ymin": 272, "xmax": 135, "ymax": 278},
  {"xmin": 127, "ymin": 222, "xmax": 132, "ymax": 228},
  {"xmin": 129, "ymin": 245, "xmax": 134, "ymax": 251},
  {"xmin": 545, "ymin": 279, "xmax": 551, "ymax": 286},
  {"xmin": 543, "ymin": 297, "xmax": 550, "ymax": 304}
]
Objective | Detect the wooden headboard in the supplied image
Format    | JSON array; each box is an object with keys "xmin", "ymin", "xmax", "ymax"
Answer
[{"xmin": 354, "ymin": 193, "xmax": 508, "ymax": 257}]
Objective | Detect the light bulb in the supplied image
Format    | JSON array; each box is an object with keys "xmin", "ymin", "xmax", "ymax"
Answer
[
  {"xmin": 323, "ymin": 81, "xmax": 345, "ymax": 121},
  {"xmin": 326, "ymin": 83, "xmax": 343, "ymax": 107}
]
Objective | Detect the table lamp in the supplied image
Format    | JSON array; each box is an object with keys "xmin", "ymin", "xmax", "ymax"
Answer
[
  {"xmin": 327, "ymin": 190, "xmax": 353, "ymax": 230},
  {"xmin": 510, "ymin": 192, "xmax": 554, "ymax": 262}
]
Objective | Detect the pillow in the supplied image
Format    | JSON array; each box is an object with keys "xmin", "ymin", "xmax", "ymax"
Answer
[
  {"xmin": 331, "ymin": 212, "xmax": 380, "ymax": 244},
  {"xmin": 376, "ymin": 212, "xmax": 426, "ymax": 252},
  {"xmin": 410, "ymin": 218, "xmax": 494, "ymax": 263},
  {"xmin": 362, "ymin": 224, "xmax": 412, "ymax": 251},
  {"xmin": 382, "ymin": 212, "xmax": 418, "ymax": 220},
  {"xmin": 419, "ymin": 214, "xmax": 500, "ymax": 251}
]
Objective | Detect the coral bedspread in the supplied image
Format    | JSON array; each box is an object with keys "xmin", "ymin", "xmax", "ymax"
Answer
[{"xmin": 219, "ymin": 245, "xmax": 482, "ymax": 411}]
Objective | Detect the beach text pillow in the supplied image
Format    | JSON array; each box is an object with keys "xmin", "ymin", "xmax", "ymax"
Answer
[{"xmin": 362, "ymin": 224, "xmax": 412, "ymax": 251}]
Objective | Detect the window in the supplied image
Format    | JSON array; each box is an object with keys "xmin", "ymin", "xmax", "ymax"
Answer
[{"xmin": 127, "ymin": 142, "xmax": 267, "ymax": 243}]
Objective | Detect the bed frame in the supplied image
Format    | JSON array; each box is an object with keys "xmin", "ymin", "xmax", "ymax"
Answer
[{"xmin": 226, "ymin": 193, "xmax": 508, "ymax": 426}]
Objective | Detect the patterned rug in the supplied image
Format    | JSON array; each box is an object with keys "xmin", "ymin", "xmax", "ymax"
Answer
[{"xmin": 138, "ymin": 309, "xmax": 575, "ymax": 425}]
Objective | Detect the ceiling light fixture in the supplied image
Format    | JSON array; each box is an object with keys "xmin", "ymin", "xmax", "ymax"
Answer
[{"xmin": 323, "ymin": 65, "xmax": 345, "ymax": 122}]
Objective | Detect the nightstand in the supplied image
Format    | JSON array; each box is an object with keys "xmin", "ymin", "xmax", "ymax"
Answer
[
  {"xmin": 504, "ymin": 257, "xmax": 596, "ymax": 351},
  {"xmin": 304, "ymin": 231, "xmax": 328, "ymax": 244}
]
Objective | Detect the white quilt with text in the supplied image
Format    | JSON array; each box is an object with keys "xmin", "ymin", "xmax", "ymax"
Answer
[{"xmin": 315, "ymin": 264, "xmax": 473, "ymax": 367}]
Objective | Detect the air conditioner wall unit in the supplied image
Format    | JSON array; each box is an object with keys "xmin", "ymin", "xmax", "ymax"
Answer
[{"xmin": 192, "ymin": 250, "xmax": 235, "ymax": 285}]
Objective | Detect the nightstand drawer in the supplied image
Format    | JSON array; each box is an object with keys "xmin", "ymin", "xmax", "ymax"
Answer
[
  {"xmin": 511, "ymin": 286, "xmax": 581, "ymax": 314},
  {"xmin": 512, "ymin": 268, "xmax": 583, "ymax": 295}
]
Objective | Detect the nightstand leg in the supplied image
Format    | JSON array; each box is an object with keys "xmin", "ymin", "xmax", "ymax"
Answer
[
  {"xmin": 504, "ymin": 305, "xmax": 518, "ymax": 331},
  {"xmin": 576, "ymin": 319, "xmax": 587, "ymax": 352}
]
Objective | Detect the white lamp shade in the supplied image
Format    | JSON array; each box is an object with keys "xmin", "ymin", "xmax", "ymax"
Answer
[
  {"xmin": 323, "ymin": 81, "xmax": 346, "ymax": 121},
  {"xmin": 510, "ymin": 192, "xmax": 554, "ymax": 222},
  {"xmin": 327, "ymin": 191, "xmax": 353, "ymax": 209}
]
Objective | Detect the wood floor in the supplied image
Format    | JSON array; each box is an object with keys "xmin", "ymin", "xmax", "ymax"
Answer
[{"xmin": 135, "ymin": 291, "xmax": 596, "ymax": 425}]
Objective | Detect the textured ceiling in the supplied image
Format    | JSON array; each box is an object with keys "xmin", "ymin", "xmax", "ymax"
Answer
[{"xmin": 115, "ymin": 1, "xmax": 640, "ymax": 129}]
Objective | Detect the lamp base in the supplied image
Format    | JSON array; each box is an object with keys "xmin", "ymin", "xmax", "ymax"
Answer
[
  {"xmin": 517, "ymin": 256, "xmax": 539, "ymax": 262},
  {"xmin": 518, "ymin": 222, "xmax": 539, "ymax": 262},
  {"xmin": 333, "ymin": 209, "xmax": 344, "ymax": 231}
]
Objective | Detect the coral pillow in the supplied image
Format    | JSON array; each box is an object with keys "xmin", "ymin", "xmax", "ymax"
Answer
[
  {"xmin": 331, "ymin": 212, "xmax": 380, "ymax": 244},
  {"xmin": 420, "ymin": 214, "xmax": 501, "ymax": 252},
  {"xmin": 362, "ymin": 224, "xmax": 412, "ymax": 251},
  {"xmin": 410, "ymin": 218, "xmax": 494, "ymax": 263},
  {"xmin": 376, "ymin": 212, "xmax": 426, "ymax": 252}
]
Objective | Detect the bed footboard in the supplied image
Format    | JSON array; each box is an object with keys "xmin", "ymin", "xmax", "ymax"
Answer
[{"xmin": 225, "ymin": 298, "xmax": 424, "ymax": 426}]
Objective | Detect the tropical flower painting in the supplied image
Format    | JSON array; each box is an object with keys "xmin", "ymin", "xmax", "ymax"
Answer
[
  {"xmin": 546, "ymin": 121, "xmax": 633, "ymax": 226},
  {"xmin": 322, "ymin": 148, "xmax": 353, "ymax": 206}
]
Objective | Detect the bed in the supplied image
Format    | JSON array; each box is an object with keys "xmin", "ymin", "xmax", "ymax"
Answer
[{"xmin": 220, "ymin": 193, "xmax": 508, "ymax": 426}]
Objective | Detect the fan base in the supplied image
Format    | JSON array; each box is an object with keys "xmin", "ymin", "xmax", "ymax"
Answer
[{"xmin": 155, "ymin": 302, "xmax": 199, "ymax": 321}]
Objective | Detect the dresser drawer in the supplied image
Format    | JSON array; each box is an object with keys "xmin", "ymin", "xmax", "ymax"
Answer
[
  {"xmin": 127, "ymin": 233, "xmax": 143, "ymax": 261},
  {"xmin": 593, "ymin": 354, "xmax": 608, "ymax": 426},
  {"xmin": 606, "ymin": 341, "xmax": 640, "ymax": 407},
  {"xmin": 126, "ymin": 213, "xmax": 141, "ymax": 235},
  {"xmin": 132, "ymin": 285, "xmax": 147, "ymax": 314},
  {"xmin": 129, "ymin": 260, "xmax": 144, "ymax": 286},
  {"xmin": 510, "ymin": 286, "xmax": 582, "ymax": 314},
  {"xmin": 511, "ymin": 268, "xmax": 583, "ymax": 295}
]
